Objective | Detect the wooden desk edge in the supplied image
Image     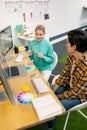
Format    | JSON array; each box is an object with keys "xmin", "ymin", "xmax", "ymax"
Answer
[{"xmin": 0, "ymin": 52, "xmax": 66, "ymax": 130}]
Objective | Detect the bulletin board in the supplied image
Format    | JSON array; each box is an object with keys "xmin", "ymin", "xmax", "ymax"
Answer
[{"xmin": 5, "ymin": 0, "xmax": 50, "ymax": 23}]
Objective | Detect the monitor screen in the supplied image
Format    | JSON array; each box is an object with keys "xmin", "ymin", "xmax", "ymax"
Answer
[
  {"xmin": 0, "ymin": 26, "xmax": 13, "ymax": 56},
  {"xmin": 0, "ymin": 63, "xmax": 18, "ymax": 106}
]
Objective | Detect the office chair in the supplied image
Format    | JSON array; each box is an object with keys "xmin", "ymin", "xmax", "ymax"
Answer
[
  {"xmin": 53, "ymin": 51, "xmax": 58, "ymax": 69},
  {"xmin": 63, "ymin": 101, "xmax": 87, "ymax": 130},
  {"xmin": 51, "ymin": 74, "xmax": 59, "ymax": 85},
  {"xmin": 41, "ymin": 51, "xmax": 58, "ymax": 82},
  {"xmin": 50, "ymin": 51, "xmax": 58, "ymax": 77},
  {"xmin": 52, "ymin": 75, "xmax": 87, "ymax": 130}
]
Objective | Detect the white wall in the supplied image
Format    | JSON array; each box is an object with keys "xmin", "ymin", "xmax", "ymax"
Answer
[{"xmin": 0, "ymin": 0, "xmax": 87, "ymax": 44}]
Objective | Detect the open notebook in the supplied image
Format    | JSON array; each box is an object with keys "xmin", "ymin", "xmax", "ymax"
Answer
[{"xmin": 32, "ymin": 94, "xmax": 63, "ymax": 120}]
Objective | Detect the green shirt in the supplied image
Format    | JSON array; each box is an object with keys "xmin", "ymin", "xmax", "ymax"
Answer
[
  {"xmin": 55, "ymin": 54, "xmax": 87, "ymax": 103},
  {"xmin": 29, "ymin": 38, "xmax": 55, "ymax": 71}
]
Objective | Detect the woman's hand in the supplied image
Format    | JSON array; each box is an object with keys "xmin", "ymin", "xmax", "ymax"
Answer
[
  {"xmin": 27, "ymin": 50, "xmax": 33, "ymax": 56},
  {"xmin": 37, "ymin": 52, "xmax": 45, "ymax": 59}
]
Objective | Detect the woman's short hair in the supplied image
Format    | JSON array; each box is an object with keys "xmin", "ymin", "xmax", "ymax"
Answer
[{"xmin": 67, "ymin": 29, "xmax": 87, "ymax": 53}]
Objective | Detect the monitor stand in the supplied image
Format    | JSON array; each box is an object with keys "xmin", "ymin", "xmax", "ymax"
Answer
[
  {"xmin": 0, "ymin": 48, "xmax": 13, "ymax": 63},
  {"xmin": 5, "ymin": 47, "xmax": 14, "ymax": 62}
]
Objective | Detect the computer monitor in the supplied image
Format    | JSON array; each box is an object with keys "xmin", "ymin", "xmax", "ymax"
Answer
[
  {"xmin": 0, "ymin": 63, "xmax": 18, "ymax": 106},
  {"xmin": 0, "ymin": 26, "xmax": 13, "ymax": 61}
]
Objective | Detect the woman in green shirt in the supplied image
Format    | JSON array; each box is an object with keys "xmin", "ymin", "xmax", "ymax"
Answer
[{"xmin": 28, "ymin": 24, "xmax": 55, "ymax": 81}]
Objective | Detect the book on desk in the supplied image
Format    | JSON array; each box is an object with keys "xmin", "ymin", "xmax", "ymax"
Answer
[
  {"xmin": 31, "ymin": 78, "xmax": 49, "ymax": 94},
  {"xmin": 32, "ymin": 94, "xmax": 62, "ymax": 120}
]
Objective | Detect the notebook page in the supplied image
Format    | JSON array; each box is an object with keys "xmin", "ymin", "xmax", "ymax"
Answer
[
  {"xmin": 32, "ymin": 94, "xmax": 63, "ymax": 120},
  {"xmin": 32, "ymin": 94, "xmax": 56, "ymax": 108}
]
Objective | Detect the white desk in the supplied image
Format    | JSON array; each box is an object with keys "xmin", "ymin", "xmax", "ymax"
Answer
[
  {"xmin": 17, "ymin": 35, "xmax": 49, "ymax": 42},
  {"xmin": 17, "ymin": 35, "xmax": 35, "ymax": 50},
  {"xmin": 17, "ymin": 35, "xmax": 35, "ymax": 42}
]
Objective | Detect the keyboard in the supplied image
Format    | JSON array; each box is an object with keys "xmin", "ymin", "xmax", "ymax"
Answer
[
  {"xmin": 31, "ymin": 78, "xmax": 49, "ymax": 94},
  {"xmin": 15, "ymin": 55, "xmax": 24, "ymax": 62}
]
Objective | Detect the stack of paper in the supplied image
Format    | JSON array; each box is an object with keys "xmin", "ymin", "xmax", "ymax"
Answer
[
  {"xmin": 15, "ymin": 54, "xmax": 24, "ymax": 62},
  {"xmin": 31, "ymin": 78, "xmax": 49, "ymax": 94},
  {"xmin": 32, "ymin": 94, "xmax": 62, "ymax": 120}
]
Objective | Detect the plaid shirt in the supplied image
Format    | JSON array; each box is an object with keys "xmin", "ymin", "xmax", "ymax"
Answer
[{"xmin": 55, "ymin": 54, "xmax": 87, "ymax": 102}]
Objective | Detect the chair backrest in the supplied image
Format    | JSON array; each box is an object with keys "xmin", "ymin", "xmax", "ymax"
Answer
[
  {"xmin": 52, "ymin": 74, "xmax": 60, "ymax": 85},
  {"xmin": 52, "ymin": 51, "xmax": 58, "ymax": 70}
]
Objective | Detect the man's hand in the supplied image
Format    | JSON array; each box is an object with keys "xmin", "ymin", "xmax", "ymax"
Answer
[
  {"xmin": 57, "ymin": 94, "xmax": 64, "ymax": 99},
  {"xmin": 52, "ymin": 84, "xmax": 59, "ymax": 92}
]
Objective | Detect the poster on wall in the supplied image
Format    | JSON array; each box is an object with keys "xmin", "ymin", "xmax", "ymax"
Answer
[{"xmin": 5, "ymin": 0, "xmax": 50, "ymax": 23}]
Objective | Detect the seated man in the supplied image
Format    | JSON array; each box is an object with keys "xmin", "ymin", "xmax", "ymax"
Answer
[{"xmin": 48, "ymin": 29, "xmax": 87, "ymax": 130}]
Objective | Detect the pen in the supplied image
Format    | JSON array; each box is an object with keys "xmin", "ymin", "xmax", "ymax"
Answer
[{"xmin": 30, "ymin": 73, "xmax": 38, "ymax": 77}]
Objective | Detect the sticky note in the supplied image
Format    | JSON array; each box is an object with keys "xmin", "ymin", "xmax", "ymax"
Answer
[
  {"xmin": 27, "ymin": 62, "xmax": 33, "ymax": 66},
  {"xmin": 22, "ymin": 85, "xmax": 31, "ymax": 92},
  {"xmin": 26, "ymin": 66, "xmax": 34, "ymax": 71}
]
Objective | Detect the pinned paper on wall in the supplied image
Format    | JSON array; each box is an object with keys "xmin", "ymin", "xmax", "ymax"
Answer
[
  {"xmin": 5, "ymin": 1, "xmax": 21, "ymax": 16},
  {"xmin": 5, "ymin": 0, "xmax": 50, "ymax": 22},
  {"xmin": 44, "ymin": 14, "xmax": 49, "ymax": 19}
]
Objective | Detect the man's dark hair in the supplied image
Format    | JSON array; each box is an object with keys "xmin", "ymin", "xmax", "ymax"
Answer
[{"xmin": 67, "ymin": 29, "xmax": 87, "ymax": 52}]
